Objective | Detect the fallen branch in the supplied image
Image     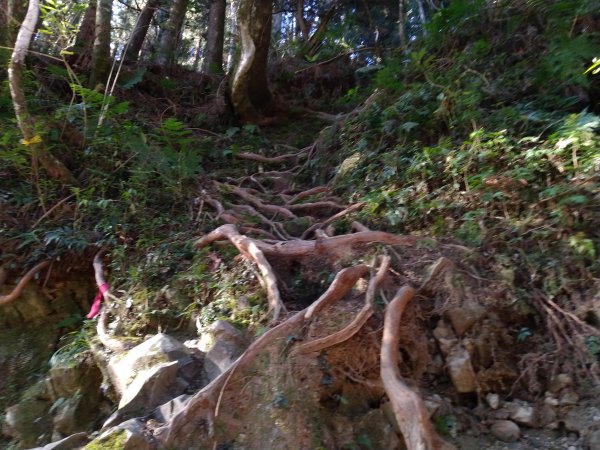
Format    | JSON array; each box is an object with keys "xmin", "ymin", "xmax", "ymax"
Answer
[
  {"xmin": 351, "ymin": 221, "xmax": 370, "ymax": 232},
  {"xmin": 0, "ymin": 260, "xmax": 51, "ymax": 305},
  {"xmin": 295, "ymin": 256, "xmax": 390, "ymax": 354},
  {"xmin": 381, "ymin": 286, "xmax": 455, "ymax": 450},
  {"xmin": 195, "ymin": 225, "xmax": 286, "ymax": 321},
  {"xmin": 287, "ymin": 200, "xmax": 346, "ymax": 213}
]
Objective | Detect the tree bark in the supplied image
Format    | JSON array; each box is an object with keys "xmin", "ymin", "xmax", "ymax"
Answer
[
  {"xmin": 153, "ymin": 0, "xmax": 189, "ymax": 69},
  {"xmin": 68, "ymin": 1, "xmax": 96, "ymax": 70},
  {"xmin": 6, "ymin": 0, "xmax": 27, "ymax": 46},
  {"xmin": 230, "ymin": 0, "xmax": 275, "ymax": 123},
  {"xmin": 202, "ymin": 0, "xmax": 226, "ymax": 73},
  {"xmin": 89, "ymin": 0, "xmax": 113, "ymax": 87},
  {"xmin": 398, "ymin": 0, "xmax": 407, "ymax": 49},
  {"xmin": 299, "ymin": 5, "xmax": 336, "ymax": 58},
  {"xmin": 295, "ymin": 0, "xmax": 309, "ymax": 41},
  {"xmin": 9, "ymin": 0, "xmax": 75, "ymax": 183},
  {"xmin": 124, "ymin": 0, "xmax": 160, "ymax": 63}
]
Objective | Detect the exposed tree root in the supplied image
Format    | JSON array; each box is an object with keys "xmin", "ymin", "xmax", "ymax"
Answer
[
  {"xmin": 301, "ymin": 202, "xmax": 365, "ymax": 238},
  {"xmin": 304, "ymin": 264, "xmax": 370, "ymax": 320},
  {"xmin": 195, "ymin": 224, "xmax": 286, "ymax": 321},
  {"xmin": 224, "ymin": 184, "xmax": 297, "ymax": 220},
  {"xmin": 0, "ymin": 260, "xmax": 51, "ymax": 305},
  {"xmin": 296, "ymin": 256, "xmax": 390, "ymax": 354},
  {"xmin": 381, "ymin": 285, "xmax": 456, "ymax": 450},
  {"xmin": 286, "ymin": 186, "xmax": 329, "ymax": 205},
  {"xmin": 236, "ymin": 151, "xmax": 304, "ymax": 165}
]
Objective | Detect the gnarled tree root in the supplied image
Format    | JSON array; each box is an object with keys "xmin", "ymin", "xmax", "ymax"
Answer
[
  {"xmin": 195, "ymin": 224, "xmax": 286, "ymax": 321},
  {"xmin": 0, "ymin": 260, "xmax": 51, "ymax": 305},
  {"xmin": 381, "ymin": 286, "xmax": 455, "ymax": 450},
  {"xmin": 295, "ymin": 256, "xmax": 390, "ymax": 354}
]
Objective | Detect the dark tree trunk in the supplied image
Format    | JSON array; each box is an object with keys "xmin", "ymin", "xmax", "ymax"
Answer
[
  {"xmin": 7, "ymin": 0, "xmax": 27, "ymax": 45},
  {"xmin": 299, "ymin": 5, "xmax": 336, "ymax": 58},
  {"xmin": 89, "ymin": 0, "xmax": 113, "ymax": 87},
  {"xmin": 69, "ymin": 1, "xmax": 96, "ymax": 70},
  {"xmin": 398, "ymin": 0, "xmax": 407, "ymax": 49},
  {"xmin": 124, "ymin": 0, "xmax": 160, "ymax": 63},
  {"xmin": 295, "ymin": 0, "xmax": 309, "ymax": 41},
  {"xmin": 0, "ymin": 0, "xmax": 9, "ymax": 47},
  {"xmin": 202, "ymin": 0, "xmax": 226, "ymax": 74},
  {"xmin": 230, "ymin": 0, "xmax": 276, "ymax": 123},
  {"xmin": 153, "ymin": 0, "xmax": 189, "ymax": 69}
]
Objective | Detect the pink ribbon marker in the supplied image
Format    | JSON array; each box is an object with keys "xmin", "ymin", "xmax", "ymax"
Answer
[{"xmin": 87, "ymin": 282, "xmax": 110, "ymax": 319}]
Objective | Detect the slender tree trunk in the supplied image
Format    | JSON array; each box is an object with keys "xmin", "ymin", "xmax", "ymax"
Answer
[
  {"xmin": 153, "ymin": 0, "xmax": 189, "ymax": 69},
  {"xmin": 230, "ymin": 0, "xmax": 275, "ymax": 123},
  {"xmin": 226, "ymin": 0, "xmax": 237, "ymax": 72},
  {"xmin": 124, "ymin": 0, "xmax": 160, "ymax": 63},
  {"xmin": 89, "ymin": 0, "xmax": 113, "ymax": 87},
  {"xmin": 202, "ymin": 0, "xmax": 226, "ymax": 73},
  {"xmin": 299, "ymin": 5, "xmax": 336, "ymax": 58},
  {"xmin": 416, "ymin": 0, "xmax": 428, "ymax": 37},
  {"xmin": 0, "ymin": 0, "xmax": 9, "ymax": 47},
  {"xmin": 295, "ymin": 0, "xmax": 309, "ymax": 41},
  {"xmin": 398, "ymin": 0, "xmax": 407, "ymax": 49},
  {"xmin": 7, "ymin": 0, "xmax": 27, "ymax": 45},
  {"xmin": 68, "ymin": 1, "xmax": 96, "ymax": 70},
  {"xmin": 9, "ymin": 0, "xmax": 75, "ymax": 183}
]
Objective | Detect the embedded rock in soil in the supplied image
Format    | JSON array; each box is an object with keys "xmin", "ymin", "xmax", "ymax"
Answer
[
  {"xmin": 107, "ymin": 333, "xmax": 190, "ymax": 396},
  {"xmin": 104, "ymin": 361, "xmax": 184, "ymax": 427},
  {"xmin": 195, "ymin": 319, "xmax": 247, "ymax": 382},
  {"xmin": 446, "ymin": 345, "xmax": 477, "ymax": 393},
  {"xmin": 433, "ymin": 320, "xmax": 457, "ymax": 357},
  {"xmin": 353, "ymin": 408, "xmax": 401, "ymax": 450},
  {"xmin": 486, "ymin": 393, "xmax": 500, "ymax": 410},
  {"xmin": 30, "ymin": 432, "xmax": 89, "ymax": 449},
  {"xmin": 490, "ymin": 420, "xmax": 520, "ymax": 442},
  {"xmin": 549, "ymin": 373, "xmax": 573, "ymax": 394},
  {"xmin": 4, "ymin": 397, "xmax": 53, "ymax": 447},
  {"xmin": 84, "ymin": 418, "xmax": 154, "ymax": 449},
  {"xmin": 445, "ymin": 299, "xmax": 486, "ymax": 337},
  {"xmin": 507, "ymin": 401, "xmax": 536, "ymax": 427}
]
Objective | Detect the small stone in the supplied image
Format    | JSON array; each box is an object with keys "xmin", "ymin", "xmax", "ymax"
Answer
[
  {"xmin": 509, "ymin": 403, "xmax": 536, "ymax": 427},
  {"xmin": 490, "ymin": 420, "xmax": 520, "ymax": 443},
  {"xmin": 486, "ymin": 393, "xmax": 500, "ymax": 410},
  {"xmin": 433, "ymin": 320, "xmax": 457, "ymax": 357},
  {"xmin": 559, "ymin": 390, "xmax": 579, "ymax": 406},
  {"xmin": 446, "ymin": 345, "xmax": 477, "ymax": 393},
  {"xmin": 536, "ymin": 404, "xmax": 557, "ymax": 428},
  {"xmin": 544, "ymin": 393, "xmax": 559, "ymax": 406},
  {"xmin": 445, "ymin": 299, "xmax": 486, "ymax": 336},
  {"xmin": 549, "ymin": 374, "xmax": 572, "ymax": 393}
]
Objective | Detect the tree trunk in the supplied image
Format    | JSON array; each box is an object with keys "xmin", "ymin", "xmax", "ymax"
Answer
[
  {"xmin": 230, "ymin": 0, "xmax": 275, "ymax": 123},
  {"xmin": 398, "ymin": 0, "xmax": 407, "ymax": 49},
  {"xmin": 89, "ymin": 0, "xmax": 113, "ymax": 88},
  {"xmin": 416, "ymin": 0, "xmax": 428, "ymax": 37},
  {"xmin": 8, "ymin": 0, "xmax": 75, "ymax": 183},
  {"xmin": 295, "ymin": 0, "xmax": 309, "ymax": 41},
  {"xmin": 0, "ymin": 0, "xmax": 8, "ymax": 47},
  {"xmin": 202, "ymin": 0, "xmax": 226, "ymax": 73},
  {"xmin": 124, "ymin": 0, "xmax": 160, "ymax": 63},
  {"xmin": 153, "ymin": 0, "xmax": 189, "ymax": 69},
  {"xmin": 6, "ymin": 0, "xmax": 27, "ymax": 45},
  {"xmin": 299, "ymin": 5, "xmax": 336, "ymax": 58},
  {"xmin": 69, "ymin": 1, "xmax": 96, "ymax": 70}
]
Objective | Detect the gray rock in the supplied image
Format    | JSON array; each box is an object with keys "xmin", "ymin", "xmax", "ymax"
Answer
[
  {"xmin": 588, "ymin": 428, "xmax": 600, "ymax": 450},
  {"xmin": 353, "ymin": 408, "xmax": 401, "ymax": 450},
  {"xmin": 4, "ymin": 396, "xmax": 52, "ymax": 447},
  {"xmin": 39, "ymin": 432, "xmax": 89, "ymax": 449},
  {"xmin": 486, "ymin": 393, "xmax": 500, "ymax": 410},
  {"xmin": 152, "ymin": 394, "xmax": 192, "ymax": 423},
  {"xmin": 446, "ymin": 345, "xmax": 477, "ymax": 393},
  {"xmin": 508, "ymin": 402, "xmax": 536, "ymax": 427},
  {"xmin": 490, "ymin": 420, "xmax": 520, "ymax": 442},
  {"xmin": 87, "ymin": 418, "xmax": 155, "ymax": 450},
  {"xmin": 108, "ymin": 333, "xmax": 190, "ymax": 396},
  {"xmin": 196, "ymin": 320, "xmax": 247, "ymax": 382}
]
